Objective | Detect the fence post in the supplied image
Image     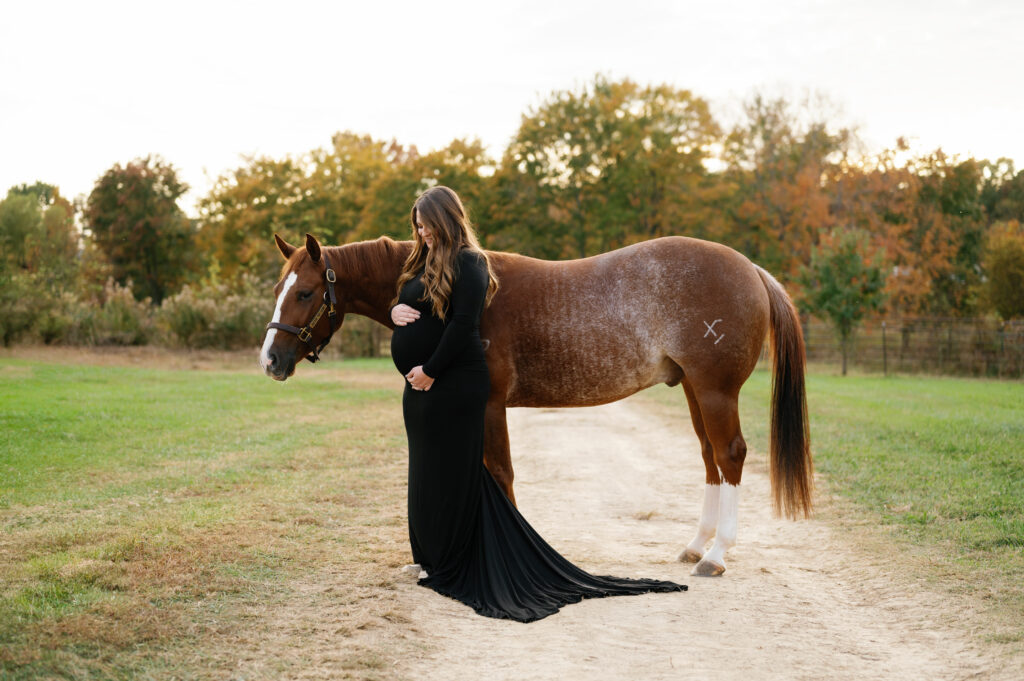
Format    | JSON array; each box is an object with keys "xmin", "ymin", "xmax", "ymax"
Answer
[
  {"xmin": 882, "ymin": 320, "xmax": 887, "ymax": 377},
  {"xmin": 1000, "ymin": 322, "xmax": 1005, "ymax": 377},
  {"xmin": 947, "ymin": 323, "xmax": 953, "ymax": 371}
]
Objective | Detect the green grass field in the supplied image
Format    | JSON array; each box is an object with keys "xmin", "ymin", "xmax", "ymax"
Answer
[
  {"xmin": 739, "ymin": 370, "xmax": 1024, "ymax": 554},
  {"xmin": 1, "ymin": 354, "xmax": 413, "ymax": 679},
  {"xmin": 2, "ymin": 352, "xmax": 1022, "ymax": 677}
]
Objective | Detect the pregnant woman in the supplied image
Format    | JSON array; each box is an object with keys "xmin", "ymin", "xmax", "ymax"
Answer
[{"xmin": 389, "ymin": 186, "xmax": 686, "ymax": 622}]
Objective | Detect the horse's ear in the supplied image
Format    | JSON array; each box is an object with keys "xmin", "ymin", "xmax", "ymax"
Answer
[
  {"xmin": 305, "ymin": 233, "xmax": 322, "ymax": 263},
  {"xmin": 275, "ymin": 234, "xmax": 296, "ymax": 260}
]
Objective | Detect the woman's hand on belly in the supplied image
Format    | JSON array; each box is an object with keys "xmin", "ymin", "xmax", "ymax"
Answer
[
  {"xmin": 392, "ymin": 303, "xmax": 421, "ymax": 326},
  {"xmin": 406, "ymin": 365, "xmax": 435, "ymax": 391}
]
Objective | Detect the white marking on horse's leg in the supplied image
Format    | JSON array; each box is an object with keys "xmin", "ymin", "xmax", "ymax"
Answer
[
  {"xmin": 692, "ymin": 483, "xmax": 739, "ymax": 576},
  {"xmin": 260, "ymin": 271, "xmax": 298, "ymax": 371},
  {"xmin": 679, "ymin": 483, "xmax": 720, "ymax": 562}
]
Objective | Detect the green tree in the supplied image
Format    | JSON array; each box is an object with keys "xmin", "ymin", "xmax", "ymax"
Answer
[
  {"xmin": 0, "ymin": 183, "xmax": 80, "ymax": 344},
  {"xmin": 980, "ymin": 160, "xmax": 1024, "ymax": 223},
  {"xmin": 197, "ymin": 156, "xmax": 308, "ymax": 281},
  {"xmin": 500, "ymin": 75, "xmax": 719, "ymax": 259},
  {"xmin": 0, "ymin": 192, "xmax": 42, "ymax": 271},
  {"xmin": 198, "ymin": 133, "xmax": 406, "ymax": 279},
  {"xmin": 84, "ymin": 157, "xmax": 195, "ymax": 303},
  {"xmin": 798, "ymin": 228, "xmax": 886, "ymax": 375},
  {"xmin": 311, "ymin": 131, "xmax": 399, "ymax": 242},
  {"xmin": 913, "ymin": 154, "xmax": 987, "ymax": 315},
  {"xmin": 982, "ymin": 221, "xmax": 1024, "ymax": 320},
  {"xmin": 356, "ymin": 138, "xmax": 496, "ymax": 242},
  {"xmin": 0, "ymin": 193, "xmax": 43, "ymax": 344},
  {"xmin": 199, "ymin": 133, "xmax": 496, "ymax": 281},
  {"xmin": 5, "ymin": 183, "xmax": 78, "ymax": 277}
]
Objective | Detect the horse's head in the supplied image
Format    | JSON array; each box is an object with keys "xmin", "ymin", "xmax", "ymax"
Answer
[{"xmin": 259, "ymin": 233, "xmax": 344, "ymax": 381}]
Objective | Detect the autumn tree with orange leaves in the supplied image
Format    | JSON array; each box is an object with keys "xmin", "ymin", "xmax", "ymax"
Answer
[{"xmin": 719, "ymin": 95, "xmax": 852, "ymax": 285}]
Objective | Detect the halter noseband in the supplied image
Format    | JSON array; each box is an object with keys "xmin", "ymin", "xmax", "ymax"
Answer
[{"xmin": 266, "ymin": 251, "xmax": 340, "ymax": 363}]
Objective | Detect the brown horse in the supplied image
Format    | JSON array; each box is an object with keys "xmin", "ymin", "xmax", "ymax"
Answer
[{"xmin": 260, "ymin": 233, "xmax": 812, "ymax": 576}]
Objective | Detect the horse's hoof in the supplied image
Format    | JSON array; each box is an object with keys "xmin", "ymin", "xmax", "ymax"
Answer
[
  {"xmin": 678, "ymin": 548, "xmax": 703, "ymax": 563},
  {"xmin": 691, "ymin": 559, "xmax": 725, "ymax": 577}
]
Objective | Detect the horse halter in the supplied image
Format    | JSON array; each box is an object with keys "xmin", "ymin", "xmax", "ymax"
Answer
[{"xmin": 265, "ymin": 252, "xmax": 340, "ymax": 363}]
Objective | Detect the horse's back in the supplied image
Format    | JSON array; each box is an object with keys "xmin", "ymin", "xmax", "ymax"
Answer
[
  {"xmin": 483, "ymin": 237, "xmax": 770, "ymax": 407},
  {"xmin": 489, "ymin": 237, "xmax": 759, "ymax": 291}
]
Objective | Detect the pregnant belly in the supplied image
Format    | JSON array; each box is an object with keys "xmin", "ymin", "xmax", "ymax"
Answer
[{"xmin": 390, "ymin": 320, "xmax": 444, "ymax": 375}]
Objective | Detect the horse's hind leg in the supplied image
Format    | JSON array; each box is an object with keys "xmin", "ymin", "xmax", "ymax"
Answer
[
  {"xmin": 678, "ymin": 378, "xmax": 721, "ymax": 564},
  {"xmin": 688, "ymin": 386, "xmax": 747, "ymax": 577}
]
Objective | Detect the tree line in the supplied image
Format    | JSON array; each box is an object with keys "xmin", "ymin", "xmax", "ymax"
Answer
[{"xmin": 2, "ymin": 76, "xmax": 1023, "ymax": 352}]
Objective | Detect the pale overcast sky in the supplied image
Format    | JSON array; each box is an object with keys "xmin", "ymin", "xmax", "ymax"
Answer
[{"xmin": 2, "ymin": 0, "xmax": 1022, "ymax": 216}]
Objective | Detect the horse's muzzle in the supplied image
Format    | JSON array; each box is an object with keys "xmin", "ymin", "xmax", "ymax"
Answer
[{"xmin": 262, "ymin": 348, "xmax": 296, "ymax": 381}]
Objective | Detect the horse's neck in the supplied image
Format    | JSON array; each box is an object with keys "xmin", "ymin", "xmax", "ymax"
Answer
[{"xmin": 326, "ymin": 239, "xmax": 411, "ymax": 327}]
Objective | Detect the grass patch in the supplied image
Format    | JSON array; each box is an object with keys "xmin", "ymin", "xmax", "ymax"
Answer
[
  {"xmin": 641, "ymin": 369, "xmax": 1024, "ymax": 647},
  {"xmin": 0, "ymin": 352, "xmax": 413, "ymax": 679}
]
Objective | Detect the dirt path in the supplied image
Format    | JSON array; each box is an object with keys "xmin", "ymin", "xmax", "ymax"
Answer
[{"xmin": 395, "ymin": 397, "xmax": 1007, "ymax": 680}]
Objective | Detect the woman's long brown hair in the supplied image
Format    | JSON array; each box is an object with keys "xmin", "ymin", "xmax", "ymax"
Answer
[{"xmin": 392, "ymin": 186, "xmax": 499, "ymax": 321}]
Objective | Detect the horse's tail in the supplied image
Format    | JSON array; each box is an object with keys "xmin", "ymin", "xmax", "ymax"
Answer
[{"xmin": 755, "ymin": 265, "xmax": 813, "ymax": 519}]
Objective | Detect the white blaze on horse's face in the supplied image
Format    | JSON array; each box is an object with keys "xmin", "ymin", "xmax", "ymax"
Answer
[{"xmin": 260, "ymin": 271, "xmax": 298, "ymax": 373}]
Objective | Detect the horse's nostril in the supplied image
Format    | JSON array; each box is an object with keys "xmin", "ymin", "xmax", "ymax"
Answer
[{"xmin": 268, "ymin": 351, "xmax": 279, "ymax": 370}]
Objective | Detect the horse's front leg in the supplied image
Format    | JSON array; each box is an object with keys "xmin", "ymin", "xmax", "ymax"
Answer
[{"xmin": 483, "ymin": 398, "xmax": 516, "ymax": 506}]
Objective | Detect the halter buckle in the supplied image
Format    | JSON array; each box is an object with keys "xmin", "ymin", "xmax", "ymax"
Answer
[
  {"xmin": 297, "ymin": 327, "xmax": 312, "ymax": 343},
  {"xmin": 325, "ymin": 268, "xmax": 336, "ymax": 283}
]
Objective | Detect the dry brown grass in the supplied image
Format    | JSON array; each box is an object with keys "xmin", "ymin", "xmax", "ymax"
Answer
[{"xmin": 0, "ymin": 344, "xmax": 262, "ymax": 371}]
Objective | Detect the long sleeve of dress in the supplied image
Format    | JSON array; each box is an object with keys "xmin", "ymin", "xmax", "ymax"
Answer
[{"xmin": 421, "ymin": 250, "xmax": 488, "ymax": 378}]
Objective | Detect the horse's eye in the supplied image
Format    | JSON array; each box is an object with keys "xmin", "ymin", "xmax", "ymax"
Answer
[{"xmin": 297, "ymin": 291, "xmax": 313, "ymax": 302}]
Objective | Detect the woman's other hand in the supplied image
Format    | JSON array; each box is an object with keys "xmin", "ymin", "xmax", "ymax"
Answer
[
  {"xmin": 392, "ymin": 303, "xmax": 421, "ymax": 326},
  {"xmin": 406, "ymin": 365, "xmax": 434, "ymax": 391}
]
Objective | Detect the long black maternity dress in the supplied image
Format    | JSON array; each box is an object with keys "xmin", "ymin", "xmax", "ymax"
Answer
[{"xmin": 390, "ymin": 248, "xmax": 686, "ymax": 622}]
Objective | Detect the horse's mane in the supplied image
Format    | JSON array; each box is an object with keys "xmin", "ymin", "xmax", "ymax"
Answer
[{"xmin": 326, "ymin": 236, "xmax": 408, "ymax": 282}]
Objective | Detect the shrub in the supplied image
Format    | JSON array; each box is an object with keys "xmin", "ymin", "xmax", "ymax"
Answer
[
  {"xmin": 34, "ymin": 290, "xmax": 77, "ymax": 344},
  {"xmin": 158, "ymin": 273, "xmax": 270, "ymax": 349},
  {"xmin": 0, "ymin": 271, "xmax": 43, "ymax": 346},
  {"xmin": 89, "ymin": 279, "xmax": 154, "ymax": 345},
  {"xmin": 0, "ymin": 275, "xmax": 152, "ymax": 346},
  {"xmin": 336, "ymin": 314, "xmax": 388, "ymax": 358}
]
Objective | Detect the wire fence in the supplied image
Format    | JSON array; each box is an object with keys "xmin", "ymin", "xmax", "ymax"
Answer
[{"xmin": 800, "ymin": 317, "xmax": 1024, "ymax": 378}]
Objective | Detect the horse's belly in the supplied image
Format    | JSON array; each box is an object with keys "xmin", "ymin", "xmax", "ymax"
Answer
[{"xmin": 504, "ymin": 352, "xmax": 679, "ymax": 408}]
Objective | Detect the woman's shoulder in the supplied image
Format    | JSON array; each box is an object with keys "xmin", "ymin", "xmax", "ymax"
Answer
[
  {"xmin": 456, "ymin": 247, "xmax": 487, "ymax": 269},
  {"xmin": 457, "ymin": 246, "xmax": 484, "ymax": 260}
]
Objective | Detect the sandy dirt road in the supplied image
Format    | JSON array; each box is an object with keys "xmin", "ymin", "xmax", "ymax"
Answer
[{"xmin": 396, "ymin": 396, "xmax": 1010, "ymax": 681}]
